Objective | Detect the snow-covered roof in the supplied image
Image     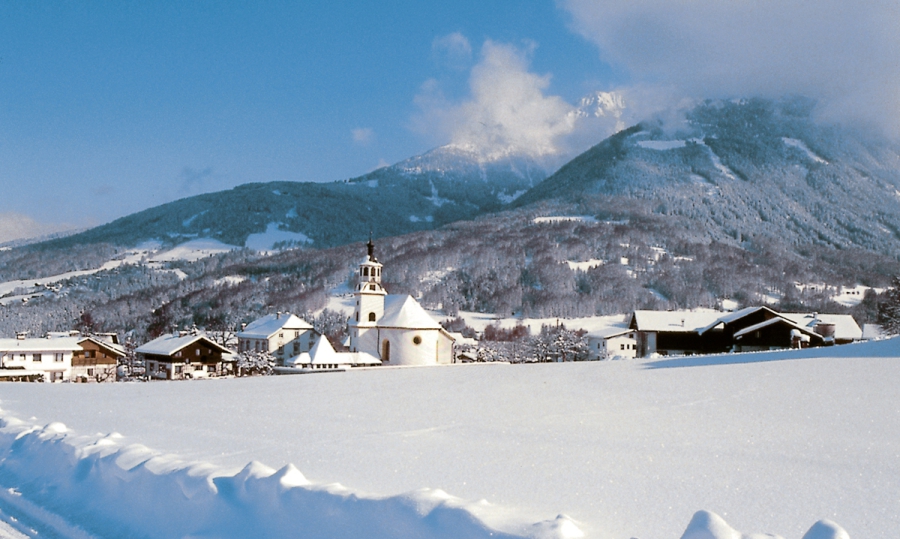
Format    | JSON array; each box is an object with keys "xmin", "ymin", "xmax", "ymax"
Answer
[
  {"xmin": 287, "ymin": 338, "xmax": 381, "ymax": 366},
  {"xmin": 733, "ymin": 317, "xmax": 819, "ymax": 339},
  {"xmin": 630, "ymin": 310, "xmax": 724, "ymax": 333},
  {"xmin": 135, "ymin": 333, "xmax": 232, "ymax": 356},
  {"xmin": 0, "ymin": 337, "xmax": 83, "ymax": 353},
  {"xmin": 586, "ymin": 327, "xmax": 633, "ymax": 339},
  {"xmin": 344, "ymin": 352, "xmax": 381, "ymax": 366},
  {"xmin": 77, "ymin": 336, "xmax": 126, "ymax": 357},
  {"xmin": 696, "ymin": 306, "xmax": 777, "ymax": 334},
  {"xmin": 379, "ymin": 295, "xmax": 443, "ymax": 330},
  {"xmin": 781, "ymin": 313, "xmax": 862, "ymax": 341},
  {"xmin": 284, "ymin": 352, "xmax": 311, "ymax": 367},
  {"xmin": 237, "ymin": 313, "xmax": 313, "ymax": 339},
  {"xmin": 308, "ymin": 336, "xmax": 339, "ymax": 364}
]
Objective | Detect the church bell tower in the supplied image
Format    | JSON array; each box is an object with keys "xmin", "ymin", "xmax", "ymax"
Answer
[{"xmin": 349, "ymin": 238, "xmax": 386, "ymax": 353}]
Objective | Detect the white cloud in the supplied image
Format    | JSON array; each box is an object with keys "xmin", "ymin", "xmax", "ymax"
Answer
[
  {"xmin": 432, "ymin": 32, "xmax": 473, "ymax": 70},
  {"xmin": 415, "ymin": 41, "xmax": 585, "ymax": 160},
  {"xmin": 0, "ymin": 212, "xmax": 72, "ymax": 243},
  {"xmin": 561, "ymin": 0, "xmax": 900, "ymax": 136},
  {"xmin": 352, "ymin": 127, "xmax": 374, "ymax": 145}
]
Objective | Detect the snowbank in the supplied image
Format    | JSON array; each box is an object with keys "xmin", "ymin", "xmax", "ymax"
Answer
[
  {"xmin": 0, "ymin": 412, "xmax": 580, "ymax": 539},
  {"xmin": 679, "ymin": 511, "xmax": 848, "ymax": 539}
]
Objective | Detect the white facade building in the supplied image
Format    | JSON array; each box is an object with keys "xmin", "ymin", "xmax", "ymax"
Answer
[
  {"xmin": 587, "ymin": 329, "xmax": 638, "ymax": 360},
  {"xmin": 0, "ymin": 337, "xmax": 82, "ymax": 382},
  {"xmin": 284, "ymin": 334, "xmax": 381, "ymax": 372},
  {"xmin": 348, "ymin": 240, "xmax": 455, "ymax": 366},
  {"xmin": 237, "ymin": 313, "xmax": 316, "ymax": 365}
]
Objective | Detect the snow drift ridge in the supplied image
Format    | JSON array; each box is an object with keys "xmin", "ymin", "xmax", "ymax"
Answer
[{"xmin": 0, "ymin": 411, "xmax": 581, "ymax": 539}]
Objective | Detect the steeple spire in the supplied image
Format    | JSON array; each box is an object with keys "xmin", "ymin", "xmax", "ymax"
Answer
[{"xmin": 366, "ymin": 236, "xmax": 376, "ymax": 262}]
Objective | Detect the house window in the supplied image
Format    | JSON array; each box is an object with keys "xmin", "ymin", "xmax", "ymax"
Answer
[
  {"xmin": 369, "ymin": 284, "xmax": 376, "ymax": 291},
  {"xmin": 174, "ymin": 365, "xmax": 183, "ymax": 374},
  {"xmin": 620, "ymin": 344, "xmax": 625, "ymax": 350},
  {"xmin": 85, "ymin": 350, "xmax": 94, "ymax": 358},
  {"xmin": 33, "ymin": 353, "xmax": 42, "ymax": 362},
  {"xmin": 279, "ymin": 333, "xmax": 283, "ymax": 338},
  {"xmin": 368, "ymin": 312, "xmax": 376, "ymax": 322},
  {"xmin": 207, "ymin": 364, "xmax": 216, "ymax": 372},
  {"xmin": 87, "ymin": 368, "xmax": 94, "ymax": 376},
  {"xmin": 54, "ymin": 353, "xmax": 63, "ymax": 362},
  {"xmin": 175, "ymin": 351, "xmax": 182, "ymax": 357},
  {"xmin": 195, "ymin": 349, "xmax": 201, "ymax": 356}
]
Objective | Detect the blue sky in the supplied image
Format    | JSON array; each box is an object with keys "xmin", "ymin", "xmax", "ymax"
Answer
[
  {"xmin": 0, "ymin": 2, "xmax": 619, "ymax": 237},
  {"xmin": 1, "ymin": 1, "xmax": 896, "ymax": 240}
]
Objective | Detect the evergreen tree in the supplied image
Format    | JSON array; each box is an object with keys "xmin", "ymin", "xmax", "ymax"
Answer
[{"xmin": 877, "ymin": 276, "xmax": 900, "ymax": 335}]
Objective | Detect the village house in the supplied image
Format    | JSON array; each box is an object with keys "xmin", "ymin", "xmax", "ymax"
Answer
[
  {"xmin": 237, "ymin": 312, "xmax": 316, "ymax": 366},
  {"xmin": 628, "ymin": 310, "xmax": 726, "ymax": 357},
  {"xmin": 0, "ymin": 335, "xmax": 82, "ymax": 382},
  {"xmin": 136, "ymin": 330, "xmax": 234, "ymax": 380},
  {"xmin": 586, "ymin": 328, "xmax": 639, "ymax": 360},
  {"xmin": 72, "ymin": 335, "xmax": 125, "ymax": 382},
  {"xmin": 348, "ymin": 239, "xmax": 455, "ymax": 366},
  {"xmin": 627, "ymin": 307, "xmax": 862, "ymax": 357}
]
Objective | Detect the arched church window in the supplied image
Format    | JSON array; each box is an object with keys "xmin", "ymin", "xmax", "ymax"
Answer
[
  {"xmin": 364, "ymin": 267, "xmax": 369, "ymax": 277},
  {"xmin": 368, "ymin": 312, "xmax": 376, "ymax": 322},
  {"xmin": 382, "ymin": 340, "xmax": 390, "ymax": 362}
]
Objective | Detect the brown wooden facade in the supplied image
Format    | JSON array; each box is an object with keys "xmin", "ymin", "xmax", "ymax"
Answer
[{"xmin": 141, "ymin": 338, "xmax": 233, "ymax": 380}]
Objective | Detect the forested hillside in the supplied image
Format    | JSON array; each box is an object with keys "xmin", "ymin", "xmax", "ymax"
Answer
[
  {"xmin": 35, "ymin": 146, "xmax": 547, "ymax": 253},
  {"xmin": 2, "ymin": 97, "xmax": 899, "ymax": 341},
  {"xmin": 517, "ymin": 97, "xmax": 900, "ymax": 256},
  {"xmin": 1, "ymin": 207, "xmax": 890, "ymax": 342}
]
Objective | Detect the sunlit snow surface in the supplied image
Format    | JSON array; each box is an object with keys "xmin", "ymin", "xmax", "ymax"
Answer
[
  {"xmin": 245, "ymin": 223, "xmax": 313, "ymax": 251},
  {"xmin": 2, "ymin": 340, "xmax": 899, "ymax": 538}
]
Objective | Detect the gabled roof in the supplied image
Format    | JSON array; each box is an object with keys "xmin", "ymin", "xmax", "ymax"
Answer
[
  {"xmin": 733, "ymin": 317, "xmax": 820, "ymax": 339},
  {"xmin": 78, "ymin": 336, "xmax": 126, "ymax": 357},
  {"xmin": 308, "ymin": 336, "xmax": 339, "ymax": 364},
  {"xmin": 237, "ymin": 313, "xmax": 313, "ymax": 339},
  {"xmin": 135, "ymin": 333, "xmax": 232, "ymax": 357},
  {"xmin": 780, "ymin": 313, "xmax": 862, "ymax": 341},
  {"xmin": 379, "ymin": 295, "xmax": 443, "ymax": 330},
  {"xmin": 286, "ymin": 338, "xmax": 381, "ymax": 366},
  {"xmin": 630, "ymin": 310, "xmax": 724, "ymax": 333},
  {"xmin": 0, "ymin": 337, "xmax": 83, "ymax": 353},
  {"xmin": 696, "ymin": 306, "xmax": 781, "ymax": 335},
  {"xmin": 586, "ymin": 327, "xmax": 633, "ymax": 339}
]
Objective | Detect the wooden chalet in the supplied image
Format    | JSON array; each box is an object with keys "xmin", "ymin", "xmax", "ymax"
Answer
[
  {"xmin": 629, "ymin": 307, "xmax": 862, "ymax": 358},
  {"xmin": 72, "ymin": 336, "xmax": 126, "ymax": 383},
  {"xmin": 136, "ymin": 330, "xmax": 235, "ymax": 380}
]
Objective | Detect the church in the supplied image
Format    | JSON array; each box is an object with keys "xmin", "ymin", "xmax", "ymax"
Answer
[{"xmin": 348, "ymin": 240, "xmax": 455, "ymax": 366}]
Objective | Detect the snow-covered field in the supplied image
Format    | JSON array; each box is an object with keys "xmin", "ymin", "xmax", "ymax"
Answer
[{"xmin": 2, "ymin": 339, "xmax": 897, "ymax": 538}]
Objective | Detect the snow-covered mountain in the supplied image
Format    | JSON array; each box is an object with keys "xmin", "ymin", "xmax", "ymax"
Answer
[
  {"xmin": 516, "ymin": 96, "xmax": 900, "ymax": 256},
  {"xmin": 42, "ymin": 145, "xmax": 549, "ymax": 252}
]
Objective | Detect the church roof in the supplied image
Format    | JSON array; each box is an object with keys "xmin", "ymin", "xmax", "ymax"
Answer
[
  {"xmin": 287, "ymin": 338, "xmax": 382, "ymax": 366},
  {"xmin": 379, "ymin": 295, "xmax": 443, "ymax": 330},
  {"xmin": 307, "ymin": 335, "xmax": 339, "ymax": 364}
]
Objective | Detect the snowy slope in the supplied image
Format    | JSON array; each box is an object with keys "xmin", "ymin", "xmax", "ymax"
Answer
[{"xmin": 2, "ymin": 340, "xmax": 898, "ymax": 538}]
